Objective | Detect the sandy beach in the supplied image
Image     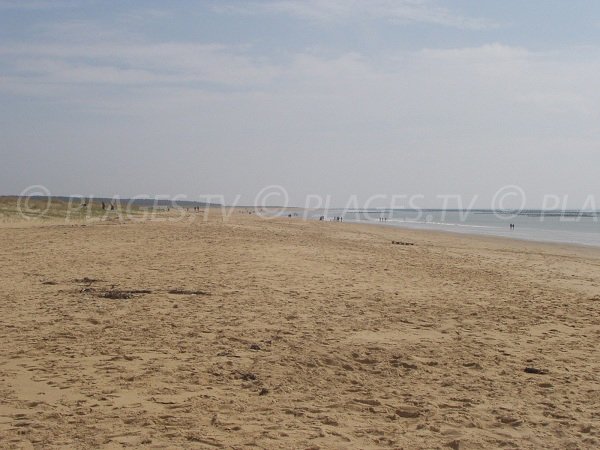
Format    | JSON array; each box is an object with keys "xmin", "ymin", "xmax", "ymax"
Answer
[{"xmin": 1, "ymin": 211, "xmax": 599, "ymax": 449}]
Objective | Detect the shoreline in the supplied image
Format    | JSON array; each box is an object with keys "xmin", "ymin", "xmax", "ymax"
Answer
[
  {"xmin": 5, "ymin": 211, "xmax": 600, "ymax": 256},
  {"xmin": 345, "ymin": 217, "xmax": 600, "ymax": 254}
]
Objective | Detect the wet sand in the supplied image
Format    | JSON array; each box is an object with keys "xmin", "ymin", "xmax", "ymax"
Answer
[{"xmin": 1, "ymin": 212, "xmax": 599, "ymax": 448}]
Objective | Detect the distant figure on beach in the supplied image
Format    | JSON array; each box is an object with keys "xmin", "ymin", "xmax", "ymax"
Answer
[
  {"xmin": 110, "ymin": 203, "xmax": 115, "ymax": 211},
  {"xmin": 101, "ymin": 201, "xmax": 106, "ymax": 211}
]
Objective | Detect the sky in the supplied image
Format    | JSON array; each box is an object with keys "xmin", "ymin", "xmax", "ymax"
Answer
[{"xmin": 1, "ymin": 0, "xmax": 600, "ymax": 208}]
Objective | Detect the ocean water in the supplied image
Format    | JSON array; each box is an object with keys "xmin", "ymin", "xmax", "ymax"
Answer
[{"xmin": 310, "ymin": 209, "xmax": 600, "ymax": 248}]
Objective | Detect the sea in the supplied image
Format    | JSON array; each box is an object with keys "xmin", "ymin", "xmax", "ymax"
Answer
[{"xmin": 301, "ymin": 209, "xmax": 600, "ymax": 248}]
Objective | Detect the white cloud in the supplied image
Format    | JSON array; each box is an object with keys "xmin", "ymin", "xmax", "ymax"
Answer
[
  {"xmin": 116, "ymin": 8, "xmax": 174, "ymax": 26},
  {"xmin": 0, "ymin": 0, "xmax": 89, "ymax": 9},
  {"xmin": 2, "ymin": 37, "xmax": 600, "ymax": 126},
  {"xmin": 0, "ymin": 41, "xmax": 282, "ymax": 87},
  {"xmin": 32, "ymin": 20, "xmax": 138, "ymax": 43},
  {"xmin": 420, "ymin": 44, "xmax": 530, "ymax": 60},
  {"xmin": 215, "ymin": 0, "xmax": 498, "ymax": 30}
]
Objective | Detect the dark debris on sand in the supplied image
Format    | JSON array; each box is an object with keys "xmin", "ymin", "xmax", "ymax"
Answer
[
  {"xmin": 524, "ymin": 367, "xmax": 549, "ymax": 375},
  {"xmin": 95, "ymin": 289, "xmax": 152, "ymax": 300},
  {"xmin": 101, "ymin": 290, "xmax": 135, "ymax": 300},
  {"xmin": 168, "ymin": 289, "xmax": 210, "ymax": 296},
  {"xmin": 237, "ymin": 372, "xmax": 257, "ymax": 382},
  {"xmin": 75, "ymin": 277, "xmax": 102, "ymax": 284}
]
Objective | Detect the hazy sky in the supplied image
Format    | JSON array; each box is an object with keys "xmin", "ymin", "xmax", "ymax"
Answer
[{"xmin": 1, "ymin": 0, "xmax": 600, "ymax": 208}]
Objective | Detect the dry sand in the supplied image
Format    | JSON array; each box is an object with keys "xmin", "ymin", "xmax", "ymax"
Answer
[{"xmin": 1, "ymin": 212, "xmax": 599, "ymax": 449}]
